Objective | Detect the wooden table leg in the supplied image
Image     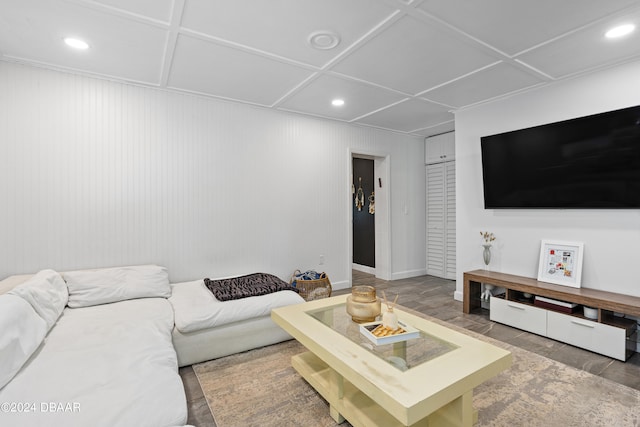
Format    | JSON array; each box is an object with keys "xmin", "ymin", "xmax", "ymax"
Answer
[
  {"xmin": 426, "ymin": 390, "xmax": 474, "ymax": 427},
  {"xmin": 329, "ymin": 369, "xmax": 345, "ymax": 423},
  {"xmin": 463, "ymin": 276, "xmax": 481, "ymax": 314}
]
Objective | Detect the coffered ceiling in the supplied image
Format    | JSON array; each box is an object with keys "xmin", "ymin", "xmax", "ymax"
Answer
[{"xmin": 1, "ymin": 0, "xmax": 639, "ymax": 137}]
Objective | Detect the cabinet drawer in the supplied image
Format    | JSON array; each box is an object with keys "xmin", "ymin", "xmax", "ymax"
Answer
[
  {"xmin": 490, "ymin": 298, "xmax": 547, "ymax": 336},
  {"xmin": 547, "ymin": 311, "xmax": 626, "ymax": 361}
]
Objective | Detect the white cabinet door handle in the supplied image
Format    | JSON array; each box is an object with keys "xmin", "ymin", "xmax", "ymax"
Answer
[
  {"xmin": 507, "ymin": 303, "xmax": 525, "ymax": 310},
  {"xmin": 571, "ymin": 320, "xmax": 595, "ymax": 328}
]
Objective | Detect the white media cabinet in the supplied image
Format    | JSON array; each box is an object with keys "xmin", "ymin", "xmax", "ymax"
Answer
[{"xmin": 463, "ymin": 270, "xmax": 639, "ymax": 361}]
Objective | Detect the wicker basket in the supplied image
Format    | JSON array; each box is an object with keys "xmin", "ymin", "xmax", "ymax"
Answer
[{"xmin": 290, "ymin": 270, "xmax": 332, "ymax": 301}]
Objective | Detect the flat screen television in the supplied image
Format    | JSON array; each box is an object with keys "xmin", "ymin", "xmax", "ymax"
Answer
[{"xmin": 480, "ymin": 105, "xmax": 640, "ymax": 209}]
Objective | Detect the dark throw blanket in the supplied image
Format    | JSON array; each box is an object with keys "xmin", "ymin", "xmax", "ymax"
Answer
[{"xmin": 204, "ymin": 273, "xmax": 299, "ymax": 301}]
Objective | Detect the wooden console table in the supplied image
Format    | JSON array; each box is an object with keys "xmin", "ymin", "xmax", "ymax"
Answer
[{"xmin": 463, "ymin": 270, "xmax": 640, "ymax": 361}]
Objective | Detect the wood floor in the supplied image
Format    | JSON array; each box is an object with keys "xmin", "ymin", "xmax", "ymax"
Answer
[{"xmin": 180, "ymin": 271, "xmax": 640, "ymax": 426}]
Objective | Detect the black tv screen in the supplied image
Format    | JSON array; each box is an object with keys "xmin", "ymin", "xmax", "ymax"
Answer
[{"xmin": 480, "ymin": 105, "xmax": 640, "ymax": 209}]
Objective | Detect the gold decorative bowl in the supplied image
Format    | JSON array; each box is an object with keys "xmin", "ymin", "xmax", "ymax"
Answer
[
  {"xmin": 346, "ymin": 285, "xmax": 381, "ymax": 323},
  {"xmin": 351, "ymin": 285, "xmax": 376, "ymax": 302}
]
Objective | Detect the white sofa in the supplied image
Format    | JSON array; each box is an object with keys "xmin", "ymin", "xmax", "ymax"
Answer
[
  {"xmin": 0, "ymin": 266, "xmax": 304, "ymax": 426},
  {"xmin": 168, "ymin": 278, "xmax": 304, "ymax": 366}
]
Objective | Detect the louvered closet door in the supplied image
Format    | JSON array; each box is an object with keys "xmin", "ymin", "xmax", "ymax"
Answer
[
  {"xmin": 444, "ymin": 162, "xmax": 456, "ymax": 280},
  {"xmin": 426, "ymin": 161, "xmax": 456, "ymax": 280},
  {"xmin": 426, "ymin": 163, "xmax": 445, "ymax": 277}
]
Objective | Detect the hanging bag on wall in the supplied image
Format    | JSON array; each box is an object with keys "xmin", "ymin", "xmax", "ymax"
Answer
[{"xmin": 289, "ymin": 269, "xmax": 332, "ymax": 301}]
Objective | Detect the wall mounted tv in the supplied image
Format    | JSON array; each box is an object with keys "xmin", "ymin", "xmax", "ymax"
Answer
[{"xmin": 480, "ymin": 105, "xmax": 640, "ymax": 209}]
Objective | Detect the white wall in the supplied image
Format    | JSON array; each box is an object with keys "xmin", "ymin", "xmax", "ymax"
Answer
[
  {"xmin": 455, "ymin": 59, "xmax": 640, "ymax": 299},
  {"xmin": 0, "ymin": 61, "xmax": 426, "ymax": 285}
]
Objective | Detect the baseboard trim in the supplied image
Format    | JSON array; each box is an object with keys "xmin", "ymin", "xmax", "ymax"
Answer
[
  {"xmin": 454, "ymin": 290, "xmax": 463, "ymax": 302},
  {"xmin": 331, "ymin": 280, "xmax": 350, "ymax": 291},
  {"xmin": 391, "ymin": 268, "xmax": 427, "ymax": 281},
  {"xmin": 352, "ymin": 264, "xmax": 375, "ymax": 275}
]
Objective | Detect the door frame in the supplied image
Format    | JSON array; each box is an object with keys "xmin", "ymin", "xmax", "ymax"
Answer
[{"xmin": 348, "ymin": 148, "xmax": 391, "ymax": 284}]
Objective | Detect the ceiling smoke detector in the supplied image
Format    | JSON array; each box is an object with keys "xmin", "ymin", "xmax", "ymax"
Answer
[{"xmin": 308, "ymin": 31, "xmax": 340, "ymax": 50}]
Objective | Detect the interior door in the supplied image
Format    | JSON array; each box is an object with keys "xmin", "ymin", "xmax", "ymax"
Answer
[
  {"xmin": 352, "ymin": 158, "xmax": 375, "ymax": 268},
  {"xmin": 426, "ymin": 161, "xmax": 456, "ymax": 280},
  {"xmin": 426, "ymin": 163, "xmax": 445, "ymax": 277}
]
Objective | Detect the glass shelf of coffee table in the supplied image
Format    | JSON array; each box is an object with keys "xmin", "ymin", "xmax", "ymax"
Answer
[{"xmin": 307, "ymin": 304, "xmax": 457, "ymax": 371}]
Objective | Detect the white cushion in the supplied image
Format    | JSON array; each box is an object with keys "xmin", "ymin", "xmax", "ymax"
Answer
[
  {"xmin": 8, "ymin": 269, "xmax": 68, "ymax": 331},
  {"xmin": 0, "ymin": 298, "xmax": 187, "ymax": 426},
  {"xmin": 63, "ymin": 265, "xmax": 171, "ymax": 308},
  {"xmin": 0, "ymin": 294, "xmax": 47, "ymax": 389},
  {"xmin": 169, "ymin": 279, "xmax": 304, "ymax": 333},
  {"xmin": 0, "ymin": 274, "xmax": 32, "ymax": 295}
]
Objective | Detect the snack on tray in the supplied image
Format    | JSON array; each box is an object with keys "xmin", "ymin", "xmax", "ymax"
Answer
[{"xmin": 371, "ymin": 324, "xmax": 406, "ymax": 337}]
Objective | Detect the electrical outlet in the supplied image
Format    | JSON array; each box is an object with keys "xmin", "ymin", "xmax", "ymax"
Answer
[{"xmin": 319, "ymin": 255, "xmax": 325, "ymax": 265}]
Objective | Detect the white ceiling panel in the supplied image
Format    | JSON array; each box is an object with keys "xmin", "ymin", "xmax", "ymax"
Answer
[
  {"xmin": 0, "ymin": 0, "xmax": 167, "ymax": 84},
  {"xmin": 356, "ymin": 99, "xmax": 453, "ymax": 133},
  {"xmin": 1, "ymin": 1, "xmax": 639, "ymax": 136},
  {"xmin": 180, "ymin": 0, "xmax": 397, "ymax": 67},
  {"xmin": 168, "ymin": 35, "xmax": 314, "ymax": 106},
  {"xmin": 412, "ymin": 121, "xmax": 455, "ymax": 138},
  {"xmin": 517, "ymin": 9, "xmax": 640, "ymax": 79},
  {"xmin": 331, "ymin": 15, "xmax": 498, "ymax": 95},
  {"xmin": 278, "ymin": 74, "xmax": 406, "ymax": 121},
  {"xmin": 417, "ymin": 0, "xmax": 640, "ymax": 56},
  {"xmin": 87, "ymin": 0, "xmax": 174, "ymax": 23},
  {"xmin": 422, "ymin": 62, "xmax": 545, "ymax": 107}
]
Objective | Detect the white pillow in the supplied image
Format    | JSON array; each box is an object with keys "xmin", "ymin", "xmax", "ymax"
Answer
[
  {"xmin": 63, "ymin": 265, "xmax": 171, "ymax": 308},
  {"xmin": 0, "ymin": 294, "xmax": 48, "ymax": 389},
  {"xmin": 8, "ymin": 269, "xmax": 68, "ymax": 331}
]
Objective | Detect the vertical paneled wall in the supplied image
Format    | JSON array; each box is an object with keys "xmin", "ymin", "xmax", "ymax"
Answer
[{"xmin": 0, "ymin": 61, "xmax": 426, "ymax": 284}]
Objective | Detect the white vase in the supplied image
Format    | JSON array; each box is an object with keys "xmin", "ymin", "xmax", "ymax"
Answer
[
  {"xmin": 482, "ymin": 244, "xmax": 492, "ymax": 267},
  {"xmin": 382, "ymin": 308, "xmax": 399, "ymax": 330}
]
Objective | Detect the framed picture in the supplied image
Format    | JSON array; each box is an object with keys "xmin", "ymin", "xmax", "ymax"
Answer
[{"xmin": 537, "ymin": 240, "xmax": 584, "ymax": 288}]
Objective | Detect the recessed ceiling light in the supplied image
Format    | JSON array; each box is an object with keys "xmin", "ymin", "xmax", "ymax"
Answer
[
  {"xmin": 331, "ymin": 99, "xmax": 345, "ymax": 107},
  {"xmin": 64, "ymin": 37, "xmax": 90, "ymax": 50},
  {"xmin": 308, "ymin": 31, "xmax": 340, "ymax": 50},
  {"xmin": 605, "ymin": 24, "xmax": 635, "ymax": 39}
]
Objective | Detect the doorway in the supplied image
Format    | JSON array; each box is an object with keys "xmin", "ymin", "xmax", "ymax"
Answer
[
  {"xmin": 352, "ymin": 158, "xmax": 375, "ymax": 272},
  {"xmin": 349, "ymin": 151, "xmax": 391, "ymax": 282}
]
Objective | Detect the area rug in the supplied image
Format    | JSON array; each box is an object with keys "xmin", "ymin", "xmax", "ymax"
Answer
[{"xmin": 193, "ymin": 312, "xmax": 640, "ymax": 427}]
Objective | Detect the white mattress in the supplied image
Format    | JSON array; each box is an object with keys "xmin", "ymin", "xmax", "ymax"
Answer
[
  {"xmin": 0, "ymin": 298, "xmax": 187, "ymax": 427},
  {"xmin": 169, "ymin": 279, "xmax": 304, "ymax": 333}
]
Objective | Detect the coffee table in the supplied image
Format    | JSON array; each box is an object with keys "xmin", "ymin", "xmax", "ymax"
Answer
[{"xmin": 271, "ymin": 294, "xmax": 511, "ymax": 427}]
